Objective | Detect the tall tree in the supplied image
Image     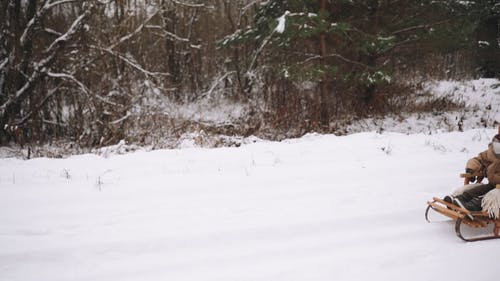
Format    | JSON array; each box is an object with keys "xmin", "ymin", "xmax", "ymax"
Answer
[
  {"xmin": 0, "ymin": 0, "xmax": 96, "ymax": 143},
  {"xmin": 221, "ymin": 0, "xmax": 456, "ymax": 120},
  {"xmin": 466, "ymin": 0, "xmax": 500, "ymax": 77}
]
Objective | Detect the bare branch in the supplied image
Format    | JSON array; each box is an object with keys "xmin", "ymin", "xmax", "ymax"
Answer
[
  {"xmin": 0, "ymin": 67, "xmax": 44, "ymax": 118},
  {"xmin": 199, "ymin": 71, "xmax": 236, "ymax": 100},
  {"xmin": 241, "ymin": 0, "xmax": 266, "ymax": 13},
  {"xmin": 113, "ymin": 53, "xmax": 166, "ymax": 77},
  {"xmin": 45, "ymin": 11, "xmax": 89, "ymax": 53},
  {"xmin": 17, "ymin": 83, "xmax": 63, "ymax": 126},
  {"xmin": 145, "ymin": 25, "xmax": 190, "ymax": 42},
  {"xmin": 46, "ymin": 71, "xmax": 122, "ymax": 107},
  {"xmin": 19, "ymin": 0, "xmax": 81, "ymax": 47},
  {"xmin": 110, "ymin": 112, "xmax": 131, "ymax": 125},
  {"xmin": 46, "ymin": 71, "xmax": 90, "ymax": 95},
  {"xmin": 391, "ymin": 19, "xmax": 451, "ymax": 36},
  {"xmin": 109, "ymin": 9, "xmax": 161, "ymax": 50},
  {"xmin": 42, "ymin": 119, "xmax": 67, "ymax": 127},
  {"xmin": 46, "ymin": 0, "xmax": 82, "ymax": 10},
  {"xmin": 2, "ymin": 3, "xmax": 93, "ymax": 119},
  {"xmin": 171, "ymin": 0, "xmax": 210, "ymax": 9},
  {"xmin": 325, "ymin": 54, "xmax": 370, "ymax": 69},
  {"xmin": 391, "ymin": 24, "xmax": 427, "ymax": 36},
  {"xmin": 44, "ymin": 28, "xmax": 63, "ymax": 37},
  {"xmin": 295, "ymin": 53, "xmax": 370, "ymax": 69},
  {"xmin": 248, "ymin": 29, "xmax": 277, "ymax": 72},
  {"xmin": 0, "ymin": 58, "xmax": 8, "ymax": 71},
  {"xmin": 90, "ymin": 45, "xmax": 170, "ymax": 78}
]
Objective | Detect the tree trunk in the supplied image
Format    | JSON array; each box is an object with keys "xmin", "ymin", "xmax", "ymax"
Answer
[
  {"xmin": 475, "ymin": 16, "xmax": 500, "ymax": 78},
  {"xmin": 319, "ymin": 0, "xmax": 329, "ymax": 127}
]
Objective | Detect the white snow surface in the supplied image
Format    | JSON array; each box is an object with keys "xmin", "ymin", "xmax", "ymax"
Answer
[{"xmin": 2, "ymin": 129, "xmax": 500, "ymax": 281}]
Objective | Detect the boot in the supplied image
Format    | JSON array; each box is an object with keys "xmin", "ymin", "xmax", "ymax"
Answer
[
  {"xmin": 452, "ymin": 196, "xmax": 475, "ymax": 220},
  {"xmin": 464, "ymin": 197, "xmax": 483, "ymax": 212}
]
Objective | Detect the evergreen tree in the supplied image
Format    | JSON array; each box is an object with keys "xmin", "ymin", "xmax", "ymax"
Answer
[
  {"xmin": 221, "ymin": 0, "xmax": 456, "ymax": 119},
  {"xmin": 454, "ymin": 0, "xmax": 500, "ymax": 77}
]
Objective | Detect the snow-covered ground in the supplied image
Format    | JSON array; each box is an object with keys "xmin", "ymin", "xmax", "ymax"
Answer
[
  {"xmin": 345, "ymin": 78, "xmax": 500, "ymax": 134},
  {"xmin": 1, "ymin": 78, "xmax": 499, "ymax": 159},
  {"xmin": 2, "ymin": 129, "xmax": 500, "ymax": 281},
  {"xmin": 162, "ymin": 78, "xmax": 500, "ymax": 136}
]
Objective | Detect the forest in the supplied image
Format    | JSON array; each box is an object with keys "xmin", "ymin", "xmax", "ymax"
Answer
[{"xmin": 1, "ymin": 0, "xmax": 499, "ymax": 151}]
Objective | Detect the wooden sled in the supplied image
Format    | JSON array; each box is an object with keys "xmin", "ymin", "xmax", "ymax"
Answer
[{"xmin": 426, "ymin": 197, "xmax": 500, "ymax": 242}]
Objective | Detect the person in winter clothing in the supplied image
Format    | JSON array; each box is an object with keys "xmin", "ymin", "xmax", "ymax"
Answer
[{"xmin": 446, "ymin": 129, "xmax": 500, "ymax": 213}]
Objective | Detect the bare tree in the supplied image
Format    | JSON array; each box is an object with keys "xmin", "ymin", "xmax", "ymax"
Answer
[
  {"xmin": 0, "ymin": 0, "xmax": 209, "ymax": 146},
  {"xmin": 0, "ymin": 0, "xmax": 96, "ymax": 143}
]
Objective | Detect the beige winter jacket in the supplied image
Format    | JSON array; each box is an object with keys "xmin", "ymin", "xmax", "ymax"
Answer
[{"xmin": 466, "ymin": 136, "xmax": 500, "ymax": 184}]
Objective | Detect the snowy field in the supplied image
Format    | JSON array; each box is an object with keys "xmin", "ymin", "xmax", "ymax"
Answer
[{"xmin": 2, "ymin": 129, "xmax": 500, "ymax": 281}]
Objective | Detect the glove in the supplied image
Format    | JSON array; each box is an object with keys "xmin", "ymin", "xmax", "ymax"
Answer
[{"xmin": 465, "ymin": 168, "xmax": 476, "ymax": 183}]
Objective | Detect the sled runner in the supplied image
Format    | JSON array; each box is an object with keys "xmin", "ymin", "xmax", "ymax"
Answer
[{"xmin": 426, "ymin": 197, "xmax": 500, "ymax": 242}]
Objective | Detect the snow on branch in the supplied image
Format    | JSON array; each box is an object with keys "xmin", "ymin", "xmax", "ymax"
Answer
[
  {"xmin": 275, "ymin": 11, "xmax": 289, "ymax": 34},
  {"xmin": 113, "ymin": 52, "xmax": 168, "ymax": 77},
  {"xmin": 46, "ymin": 71, "xmax": 122, "ymax": 107},
  {"xmin": 145, "ymin": 25, "xmax": 190, "ymax": 43},
  {"xmin": 46, "ymin": 71, "xmax": 90, "ymax": 95},
  {"xmin": 110, "ymin": 112, "xmax": 131, "ymax": 125},
  {"xmin": 198, "ymin": 71, "xmax": 236, "ymax": 100},
  {"xmin": 248, "ymin": 28, "xmax": 277, "ymax": 72},
  {"xmin": 0, "ymin": 58, "xmax": 8, "ymax": 71},
  {"xmin": 106, "ymin": 8, "xmax": 194, "ymax": 53},
  {"xmin": 20, "ymin": 0, "xmax": 82, "ymax": 47},
  {"xmin": 45, "ymin": 10, "xmax": 89, "ymax": 53},
  {"xmin": 109, "ymin": 9, "xmax": 161, "ymax": 50},
  {"xmin": 247, "ymin": 10, "xmax": 320, "ymax": 72},
  {"xmin": 90, "ymin": 45, "xmax": 170, "ymax": 78},
  {"xmin": 44, "ymin": 28, "xmax": 63, "ymax": 37},
  {"xmin": 171, "ymin": 0, "xmax": 210, "ymax": 9},
  {"xmin": 46, "ymin": 0, "xmax": 82, "ymax": 10},
  {"xmin": 19, "ymin": 4, "xmax": 46, "ymax": 47},
  {"xmin": 2, "ymin": 4, "xmax": 92, "ymax": 119},
  {"xmin": 42, "ymin": 119, "xmax": 68, "ymax": 127},
  {"xmin": 0, "ymin": 67, "xmax": 44, "ymax": 117}
]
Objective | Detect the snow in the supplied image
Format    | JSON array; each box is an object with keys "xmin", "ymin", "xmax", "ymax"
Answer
[
  {"xmin": 478, "ymin": 41, "xmax": 490, "ymax": 47},
  {"xmin": 144, "ymin": 78, "xmax": 500, "ymax": 141},
  {"xmin": 275, "ymin": 11, "xmax": 290, "ymax": 34},
  {"xmin": 2, "ymin": 129, "xmax": 500, "ymax": 281},
  {"xmin": 345, "ymin": 78, "xmax": 500, "ymax": 134}
]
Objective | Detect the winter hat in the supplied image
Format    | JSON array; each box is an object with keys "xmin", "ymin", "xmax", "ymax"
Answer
[{"xmin": 492, "ymin": 135, "xmax": 500, "ymax": 156}]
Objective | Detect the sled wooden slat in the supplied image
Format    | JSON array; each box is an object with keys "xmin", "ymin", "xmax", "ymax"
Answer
[
  {"xmin": 426, "ymin": 176, "xmax": 500, "ymax": 241},
  {"xmin": 427, "ymin": 199, "xmax": 486, "ymax": 228},
  {"xmin": 464, "ymin": 211, "xmax": 494, "ymax": 227},
  {"xmin": 427, "ymin": 203, "xmax": 500, "ymax": 241},
  {"xmin": 465, "ymin": 217, "xmax": 490, "ymax": 228},
  {"xmin": 427, "ymin": 201, "xmax": 464, "ymax": 220}
]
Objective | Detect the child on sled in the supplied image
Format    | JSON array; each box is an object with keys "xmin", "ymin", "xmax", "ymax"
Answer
[{"xmin": 445, "ymin": 127, "xmax": 500, "ymax": 219}]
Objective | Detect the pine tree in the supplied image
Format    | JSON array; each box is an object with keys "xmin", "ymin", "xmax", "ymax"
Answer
[
  {"xmin": 221, "ymin": 0, "xmax": 457, "ymax": 119},
  {"xmin": 457, "ymin": 0, "xmax": 500, "ymax": 77}
]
